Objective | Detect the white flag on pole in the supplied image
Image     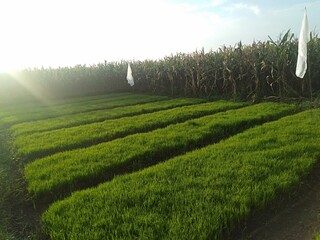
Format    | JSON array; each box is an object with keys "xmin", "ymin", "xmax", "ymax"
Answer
[
  {"xmin": 127, "ymin": 63, "xmax": 134, "ymax": 86},
  {"xmin": 296, "ymin": 8, "xmax": 310, "ymax": 78}
]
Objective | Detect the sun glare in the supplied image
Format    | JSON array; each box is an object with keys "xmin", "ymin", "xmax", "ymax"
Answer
[{"xmin": 0, "ymin": 0, "xmax": 223, "ymax": 71}]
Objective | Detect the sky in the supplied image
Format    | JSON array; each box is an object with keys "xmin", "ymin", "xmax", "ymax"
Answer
[{"xmin": 0, "ymin": 0, "xmax": 319, "ymax": 72}]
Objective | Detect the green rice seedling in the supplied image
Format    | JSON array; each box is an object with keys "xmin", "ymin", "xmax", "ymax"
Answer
[
  {"xmin": 42, "ymin": 109, "xmax": 320, "ymax": 240},
  {"xmin": 16, "ymin": 101, "xmax": 246, "ymax": 159},
  {"xmin": 11, "ymin": 98, "xmax": 205, "ymax": 136},
  {"xmin": 0, "ymin": 92, "xmax": 134, "ymax": 119},
  {"xmin": 25, "ymin": 102, "xmax": 295, "ymax": 197},
  {"xmin": 1, "ymin": 94, "xmax": 168, "ymax": 126}
]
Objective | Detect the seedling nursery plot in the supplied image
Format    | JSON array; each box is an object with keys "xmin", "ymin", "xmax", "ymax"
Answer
[
  {"xmin": 0, "ymin": 92, "xmax": 134, "ymax": 120},
  {"xmin": 0, "ymin": 93, "xmax": 118, "ymax": 118},
  {"xmin": 1, "ymin": 92, "xmax": 319, "ymax": 239},
  {"xmin": 11, "ymin": 97, "xmax": 205, "ymax": 136},
  {"xmin": 1, "ymin": 93, "xmax": 168, "ymax": 126},
  {"xmin": 42, "ymin": 109, "xmax": 320, "ymax": 240},
  {"xmin": 24, "ymin": 102, "xmax": 295, "ymax": 197},
  {"xmin": 15, "ymin": 100, "xmax": 246, "ymax": 159}
]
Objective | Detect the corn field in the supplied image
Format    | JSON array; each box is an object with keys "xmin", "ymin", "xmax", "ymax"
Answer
[
  {"xmin": 0, "ymin": 30, "xmax": 319, "ymax": 103},
  {"xmin": 132, "ymin": 31, "xmax": 320, "ymax": 100}
]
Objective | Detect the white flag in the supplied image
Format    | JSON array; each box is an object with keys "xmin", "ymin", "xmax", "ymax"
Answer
[
  {"xmin": 296, "ymin": 8, "xmax": 310, "ymax": 78},
  {"xmin": 126, "ymin": 63, "xmax": 134, "ymax": 86}
]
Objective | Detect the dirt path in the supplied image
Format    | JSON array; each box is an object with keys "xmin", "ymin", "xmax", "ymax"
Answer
[{"xmin": 236, "ymin": 163, "xmax": 320, "ymax": 240}]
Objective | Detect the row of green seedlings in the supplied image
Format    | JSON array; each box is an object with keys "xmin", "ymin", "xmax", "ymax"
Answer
[
  {"xmin": 42, "ymin": 109, "xmax": 320, "ymax": 240},
  {"xmin": 1, "ymin": 94, "xmax": 168, "ymax": 126},
  {"xmin": 0, "ymin": 92, "xmax": 134, "ymax": 120},
  {"xmin": 0, "ymin": 93, "xmax": 158, "ymax": 126},
  {"xmin": 11, "ymin": 98, "xmax": 205, "ymax": 136},
  {"xmin": 16, "ymin": 101, "xmax": 247, "ymax": 160},
  {"xmin": 0, "ymin": 92, "xmax": 135, "ymax": 116},
  {"xmin": 25, "ymin": 102, "xmax": 296, "ymax": 199}
]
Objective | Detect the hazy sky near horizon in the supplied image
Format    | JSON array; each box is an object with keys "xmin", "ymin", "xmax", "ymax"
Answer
[{"xmin": 0, "ymin": 0, "xmax": 319, "ymax": 71}]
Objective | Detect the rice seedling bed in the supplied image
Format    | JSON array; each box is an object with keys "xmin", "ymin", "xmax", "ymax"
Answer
[
  {"xmin": 42, "ymin": 109, "xmax": 320, "ymax": 240},
  {"xmin": 11, "ymin": 98, "xmax": 205, "ymax": 136},
  {"xmin": 15, "ymin": 101, "xmax": 246, "ymax": 159},
  {"xmin": 0, "ymin": 92, "xmax": 134, "ymax": 119},
  {"xmin": 25, "ymin": 102, "xmax": 295, "ymax": 198},
  {"xmin": 1, "ymin": 93, "xmax": 168, "ymax": 125}
]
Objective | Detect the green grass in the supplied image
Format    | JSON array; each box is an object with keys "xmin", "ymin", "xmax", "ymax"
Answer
[
  {"xmin": 1, "ymin": 93, "xmax": 168, "ymax": 126},
  {"xmin": 11, "ymin": 98, "xmax": 205, "ymax": 136},
  {"xmin": 25, "ymin": 102, "xmax": 295, "ymax": 197},
  {"xmin": 41, "ymin": 109, "xmax": 320, "ymax": 240},
  {"xmin": 15, "ymin": 100, "xmax": 246, "ymax": 159}
]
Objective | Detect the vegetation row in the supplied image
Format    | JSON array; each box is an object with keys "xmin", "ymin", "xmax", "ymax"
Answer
[
  {"xmin": 42, "ymin": 109, "xmax": 320, "ymax": 240},
  {"xmin": 0, "ymin": 92, "xmax": 134, "ymax": 120},
  {"xmin": 11, "ymin": 98, "xmax": 204, "ymax": 136},
  {"xmin": 24, "ymin": 102, "xmax": 295, "ymax": 198},
  {"xmin": 1, "ymin": 93, "xmax": 167, "ymax": 126},
  {"xmin": 15, "ymin": 101, "xmax": 246, "ymax": 159}
]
